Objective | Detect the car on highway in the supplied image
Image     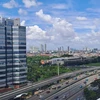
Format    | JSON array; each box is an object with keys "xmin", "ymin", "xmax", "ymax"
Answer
[
  {"xmin": 66, "ymin": 81, "xmax": 69, "ymax": 84},
  {"xmin": 62, "ymin": 95, "xmax": 66, "ymax": 99},
  {"xmin": 86, "ymin": 78, "xmax": 88, "ymax": 81},
  {"xmin": 39, "ymin": 95, "xmax": 43, "ymax": 99},
  {"xmin": 76, "ymin": 98, "xmax": 80, "ymax": 100},
  {"xmin": 57, "ymin": 85, "xmax": 61, "ymax": 89},
  {"xmin": 34, "ymin": 90, "xmax": 43, "ymax": 95},
  {"xmin": 14, "ymin": 93, "xmax": 28, "ymax": 99},
  {"xmin": 51, "ymin": 85, "xmax": 57, "ymax": 89},
  {"xmin": 80, "ymin": 85, "xmax": 83, "ymax": 88},
  {"xmin": 46, "ymin": 90, "xmax": 50, "ymax": 93},
  {"xmin": 54, "ymin": 96, "xmax": 59, "ymax": 99},
  {"xmin": 73, "ymin": 77, "xmax": 77, "ymax": 80},
  {"xmin": 84, "ymin": 81, "xmax": 87, "ymax": 84}
]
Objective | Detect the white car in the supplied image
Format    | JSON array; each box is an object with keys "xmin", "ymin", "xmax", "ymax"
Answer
[
  {"xmin": 76, "ymin": 98, "xmax": 80, "ymax": 100},
  {"xmin": 63, "ymin": 95, "xmax": 66, "ymax": 99}
]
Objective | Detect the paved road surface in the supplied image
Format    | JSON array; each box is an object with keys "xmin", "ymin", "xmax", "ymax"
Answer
[
  {"xmin": 29, "ymin": 72, "xmax": 94, "ymax": 100},
  {"xmin": 46, "ymin": 73, "xmax": 99, "ymax": 100}
]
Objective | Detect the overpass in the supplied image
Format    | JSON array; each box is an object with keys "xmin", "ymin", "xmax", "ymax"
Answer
[{"xmin": 0, "ymin": 67, "xmax": 100, "ymax": 100}]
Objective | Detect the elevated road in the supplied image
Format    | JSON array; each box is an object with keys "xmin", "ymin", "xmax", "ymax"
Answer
[{"xmin": 0, "ymin": 67, "xmax": 100, "ymax": 100}]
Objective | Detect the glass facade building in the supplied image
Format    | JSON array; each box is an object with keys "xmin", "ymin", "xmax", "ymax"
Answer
[{"xmin": 0, "ymin": 17, "xmax": 27, "ymax": 88}]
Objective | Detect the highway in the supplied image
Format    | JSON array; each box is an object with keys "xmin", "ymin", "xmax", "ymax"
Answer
[
  {"xmin": 0, "ymin": 67, "xmax": 100, "ymax": 100},
  {"xmin": 45, "ymin": 73, "xmax": 99, "ymax": 100},
  {"xmin": 29, "ymin": 71, "xmax": 96, "ymax": 100},
  {"xmin": 29, "ymin": 73, "xmax": 87, "ymax": 100},
  {"xmin": 67, "ymin": 89, "xmax": 85, "ymax": 100}
]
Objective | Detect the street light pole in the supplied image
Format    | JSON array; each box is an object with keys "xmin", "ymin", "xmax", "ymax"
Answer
[{"xmin": 57, "ymin": 62, "xmax": 60, "ymax": 76}]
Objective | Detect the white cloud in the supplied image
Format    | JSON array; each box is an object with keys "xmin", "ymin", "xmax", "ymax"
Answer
[
  {"xmin": 26, "ymin": 25, "xmax": 52, "ymax": 41},
  {"xmin": 36, "ymin": 9, "xmax": 52, "ymax": 23},
  {"xmin": 73, "ymin": 29, "xmax": 100, "ymax": 46},
  {"xmin": 22, "ymin": 0, "xmax": 42, "ymax": 8},
  {"xmin": 36, "ymin": 9, "xmax": 76, "ymax": 40},
  {"xmin": 87, "ymin": 8, "xmax": 100, "ymax": 13},
  {"xmin": 74, "ymin": 36, "xmax": 81, "ymax": 41},
  {"xmin": 18, "ymin": 8, "xmax": 27, "ymax": 15},
  {"xmin": 21, "ymin": 20, "xmax": 26, "ymax": 26},
  {"xmin": 52, "ymin": 4, "xmax": 68, "ymax": 9},
  {"xmin": 35, "ymin": 9, "xmax": 100, "ymax": 49},
  {"xmin": 21, "ymin": 20, "xmax": 53, "ymax": 42},
  {"xmin": 76, "ymin": 16, "xmax": 87, "ymax": 21},
  {"xmin": 52, "ymin": 19, "xmax": 76, "ymax": 39},
  {"xmin": 71, "ymin": 18, "xmax": 96, "ymax": 30},
  {"xmin": 3, "ymin": 0, "xmax": 18, "ymax": 8}
]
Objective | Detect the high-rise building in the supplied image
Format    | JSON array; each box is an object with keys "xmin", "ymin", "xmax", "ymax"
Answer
[
  {"xmin": 44, "ymin": 44, "xmax": 47, "ymax": 53},
  {"xmin": 30, "ymin": 46, "xmax": 39, "ymax": 53},
  {"xmin": 41, "ymin": 44, "xmax": 44, "ymax": 52},
  {"xmin": 68, "ymin": 46, "xmax": 70, "ymax": 54},
  {"xmin": 0, "ymin": 17, "xmax": 27, "ymax": 89}
]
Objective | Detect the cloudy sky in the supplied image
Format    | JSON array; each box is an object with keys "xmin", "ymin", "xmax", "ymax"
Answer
[{"xmin": 1, "ymin": 0, "xmax": 100, "ymax": 50}]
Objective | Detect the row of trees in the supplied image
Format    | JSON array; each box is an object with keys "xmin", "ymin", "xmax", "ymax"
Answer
[
  {"xmin": 27, "ymin": 56, "xmax": 100, "ymax": 82},
  {"xmin": 84, "ymin": 79, "xmax": 100, "ymax": 100},
  {"xmin": 27, "ymin": 56, "xmax": 78, "ymax": 82},
  {"xmin": 84, "ymin": 88, "xmax": 97, "ymax": 100}
]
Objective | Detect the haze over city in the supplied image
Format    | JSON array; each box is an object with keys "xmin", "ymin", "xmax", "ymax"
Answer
[{"xmin": 0, "ymin": 0, "xmax": 100, "ymax": 50}]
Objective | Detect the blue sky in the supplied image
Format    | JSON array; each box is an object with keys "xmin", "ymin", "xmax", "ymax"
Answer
[{"xmin": 1, "ymin": 0, "xmax": 100, "ymax": 50}]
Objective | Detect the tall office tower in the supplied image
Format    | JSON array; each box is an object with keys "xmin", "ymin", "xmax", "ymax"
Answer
[
  {"xmin": 0, "ymin": 17, "xmax": 27, "ymax": 89},
  {"xmin": 68, "ymin": 46, "xmax": 70, "ymax": 54},
  {"xmin": 58, "ymin": 47, "xmax": 60, "ymax": 56},
  {"xmin": 60, "ymin": 47, "xmax": 61, "ymax": 51},
  {"xmin": 44, "ymin": 44, "xmax": 47, "ymax": 53},
  {"xmin": 62, "ymin": 46, "xmax": 64, "ymax": 54},
  {"xmin": 41, "ymin": 44, "xmax": 44, "ymax": 52},
  {"xmin": 62, "ymin": 46, "xmax": 64, "ymax": 51}
]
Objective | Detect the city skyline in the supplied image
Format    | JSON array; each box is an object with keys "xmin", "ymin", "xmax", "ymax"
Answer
[{"xmin": 1, "ymin": 0, "xmax": 100, "ymax": 50}]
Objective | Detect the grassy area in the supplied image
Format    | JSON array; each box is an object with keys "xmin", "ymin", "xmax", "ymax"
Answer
[{"xmin": 85, "ymin": 62, "xmax": 100, "ymax": 66}]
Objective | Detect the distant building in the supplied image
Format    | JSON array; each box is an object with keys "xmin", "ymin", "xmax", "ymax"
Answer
[
  {"xmin": 41, "ymin": 44, "xmax": 44, "ymax": 52},
  {"xmin": 44, "ymin": 44, "xmax": 47, "ymax": 53},
  {"xmin": 68, "ymin": 46, "xmax": 70, "ymax": 54},
  {"xmin": 29, "ymin": 46, "xmax": 39, "ymax": 53}
]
